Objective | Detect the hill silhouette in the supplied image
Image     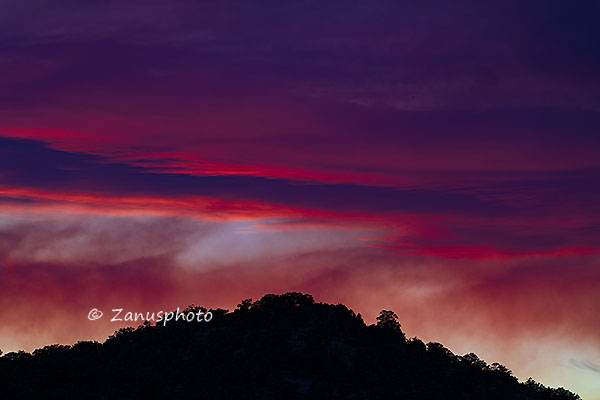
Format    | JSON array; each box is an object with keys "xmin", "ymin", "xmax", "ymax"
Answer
[{"xmin": 0, "ymin": 293, "xmax": 580, "ymax": 399}]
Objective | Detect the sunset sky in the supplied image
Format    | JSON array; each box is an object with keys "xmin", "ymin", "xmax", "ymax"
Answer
[{"xmin": 1, "ymin": 1, "xmax": 599, "ymax": 398}]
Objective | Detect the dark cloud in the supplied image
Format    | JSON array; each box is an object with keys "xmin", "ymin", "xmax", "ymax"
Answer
[
  {"xmin": 571, "ymin": 359, "xmax": 600, "ymax": 373},
  {"xmin": 0, "ymin": 136, "xmax": 514, "ymax": 216},
  {"xmin": 1, "ymin": 1, "xmax": 598, "ymax": 112},
  {"xmin": 0, "ymin": 196, "xmax": 35, "ymax": 205}
]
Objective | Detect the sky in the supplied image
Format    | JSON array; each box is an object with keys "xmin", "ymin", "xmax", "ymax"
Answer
[{"xmin": 1, "ymin": 0, "xmax": 599, "ymax": 397}]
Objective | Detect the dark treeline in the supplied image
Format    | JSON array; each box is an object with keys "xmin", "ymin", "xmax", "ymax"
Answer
[{"xmin": 0, "ymin": 293, "xmax": 580, "ymax": 399}]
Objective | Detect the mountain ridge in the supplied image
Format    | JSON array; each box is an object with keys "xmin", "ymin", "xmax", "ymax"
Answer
[{"xmin": 0, "ymin": 292, "xmax": 580, "ymax": 399}]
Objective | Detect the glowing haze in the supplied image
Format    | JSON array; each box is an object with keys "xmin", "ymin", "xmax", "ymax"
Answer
[{"xmin": 1, "ymin": 1, "xmax": 599, "ymax": 398}]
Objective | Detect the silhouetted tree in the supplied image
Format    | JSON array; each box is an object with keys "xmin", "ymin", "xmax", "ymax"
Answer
[
  {"xmin": 375, "ymin": 309, "xmax": 406, "ymax": 341},
  {"xmin": 237, "ymin": 298, "xmax": 253, "ymax": 310},
  {"xmin": 491, "ymin": 362, "xmax": 515, "ymax": 378},
  {"xmin": 462, "ymin": 352, "xmax": 489, "ymax": 370}
]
